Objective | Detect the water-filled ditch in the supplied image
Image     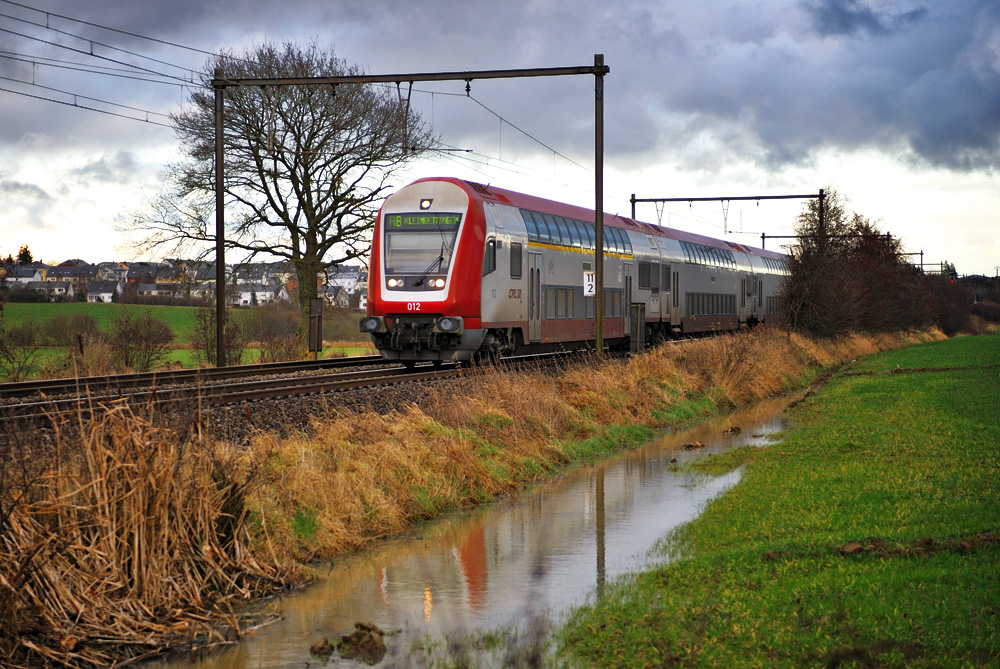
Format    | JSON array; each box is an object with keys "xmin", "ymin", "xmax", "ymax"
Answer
[{"xmin": 156, "ymin": 395, "xmax": 794, "ymax": 668}]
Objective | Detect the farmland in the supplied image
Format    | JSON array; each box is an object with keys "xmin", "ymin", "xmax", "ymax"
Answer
[{"xmin": 562, "ymin": 333, "xmax": 1000, "ymax": 667}]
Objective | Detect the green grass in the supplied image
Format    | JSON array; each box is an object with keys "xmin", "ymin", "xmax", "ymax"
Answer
[
  {"xmin": 562, "ymin": 333, "xmax": 1000, "ymax": 667},
  {"xmin": 2, "ymin": 302, "xmax": 201, "ymax": 342}
]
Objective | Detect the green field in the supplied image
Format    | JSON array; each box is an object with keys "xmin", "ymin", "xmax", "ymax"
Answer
[
  {"xmin": 1, "ymin": 302, "xmax": 374, "ymax": 379},
  {"xmin": 2, "ymin": 302, "xmax": 201, "ymax": 343},
  {"xmin": 563, "ymin": 333, "xmax": 1000, "ymax": 667}
]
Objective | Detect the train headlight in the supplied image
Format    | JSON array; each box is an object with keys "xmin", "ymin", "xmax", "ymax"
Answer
[
  {"xmin": 360, "ymin": 316, "xmax": 384, "ymax": 333},
  {"xmin": 419, "ymin": 198, "xmax": 433, "ymax": 210},
  {"xmin": 430, "ymin": 278, "xmax": 446, "ymax": 289},
  {"xmin": 435, "ymin": 317, "xmax": 461, "ymax": 333},
  {"xmin": 387, "ymin": 278, "xmax": 402, "ymax": 288}
]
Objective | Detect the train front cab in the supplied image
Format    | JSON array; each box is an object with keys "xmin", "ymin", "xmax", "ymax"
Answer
[{"xmin": 362, "ymin": 179, "xmax": 489, "ymax": 365}]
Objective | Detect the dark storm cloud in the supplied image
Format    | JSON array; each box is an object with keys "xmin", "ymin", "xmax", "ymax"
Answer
[
  {"xmin": 612, "ymin": 0, "xmax": 1000, "ymax": 172},
  {"xmin": 804, "ymin": 0, "xmax": 928, "ymax": 37},
  {"xmin": 2, "ymin": 0, "xmax": 998, "ymax": 175}
]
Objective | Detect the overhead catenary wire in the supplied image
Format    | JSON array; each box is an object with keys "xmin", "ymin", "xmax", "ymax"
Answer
[
  {"xmin": 0, "ymin": 84, "xmax": 172, "ymax": 126},
  {"xmin": 0, "ymin": 72, "xmax": 171, "ymax": 118},
  {"xmin": 0, "ymin": 50, "xmax": 197, "ymax": 86},
  {"xmin": 0, "ymin": 10, "xmax": 200, "ymax": 78},
  {"xmin": 0, "ymin": 0, "xmax": 225, "ymax": 61},
  {"xmin": 0, "ymin": 26, "xmax": 195, "ymax": 83}
]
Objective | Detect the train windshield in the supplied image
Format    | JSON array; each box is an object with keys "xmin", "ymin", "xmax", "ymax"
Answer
[{"xmin": 383, "ymin": 212, "xmax": 462, "ymax": 273}]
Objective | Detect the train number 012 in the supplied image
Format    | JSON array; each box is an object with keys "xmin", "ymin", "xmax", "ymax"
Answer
[{"xmin": 407, "ymin": 302, "xmax": 422, "ymax": 311}]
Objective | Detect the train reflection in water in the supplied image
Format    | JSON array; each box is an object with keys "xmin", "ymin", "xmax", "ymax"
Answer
[{"xmin": 155, "ymin": 397, "xmax": 792, "ymax": 669}]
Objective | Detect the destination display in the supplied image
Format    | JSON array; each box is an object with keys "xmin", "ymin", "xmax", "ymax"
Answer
[{"xmin": 384, "ymin": 212, "xmax": 462, "ymax": 230}]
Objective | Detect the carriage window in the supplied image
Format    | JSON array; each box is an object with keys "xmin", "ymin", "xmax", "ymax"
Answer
[
  {"xmin": 559, "ymin": 217, "xmax": 581, "ymax": 247},
  {"xmin": 579, "ymin": 220, "xmax": 595, "ymax": 249},
  {"xmin": 483, "ymin": 239, "xmax": 496, "ymax": 276},
  {"xmin": 540, "ymin": 213, "xmax": 561, "ymax": 245},
  {"xmin": 568, "ymin": 220, "xmax": 581, "ymax": 248},
  {"xmin": 520, "ymin": 209, "xmax": 539, "ymax": 241},
  {"xmin": 553, "ymin": 216, "xmax": 571, "ymax": 247},
  {"xmin": 528, "ymin": 211, "xmax": 548, "ymax": 243},
  {"xmin": 510, "ymin": 242, "xmax": 522, "ymax": 279},
  {"xmin": 638, "ymin": 262, "xmax": 651, "ymax": 289}
]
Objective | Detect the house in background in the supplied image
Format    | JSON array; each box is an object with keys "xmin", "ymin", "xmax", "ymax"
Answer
[
  {"xmin": 86, "ymin": 280, "xmax": 121, "ymax": 303},
  {"xmin": 97, "ymin": 262, "xmax": 129, "ymax": 282},
  {"xmin": 235, "ymin": 282, "xmax": 288, "ymax": 306},
  {"xmin": 5, "ymin": 266, "xmax": 42, "ymax": 285},
  {"xmin": 27, "ymin": 280, "xmax": 72, "ymax": 300},
  {"xmin": 47, "ymin": 264, "xmax": 98, "ymax": 296}
]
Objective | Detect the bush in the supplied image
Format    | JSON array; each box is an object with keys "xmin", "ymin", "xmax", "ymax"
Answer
[
  {"xmin": 108, "ymin": 308, "xmax": 174, "ymax": 372},
  {"xmin": 971, "ymin": 301, "xmax": 1000, "ymax": 323},
  {"xmin": 0, "ymin": 286, "xmax": 48, "ymax": 303},
  {"xmin": 0, "ymin": 316, "xmax": 43, "ymax": 381},
  {"xmin": 244, "ymin": 303, "xmax": 304, "ymax": 363},
  {"xmin": 41, "ymin": 313, "xmax": 102, "ymax": 347},
  {"xmin": 191, "ymin": 307, "xmax": 249, "ymax": 367},
  {"xmin": 927, "ymin": 276, "xmax": 970, "ymax": 336}
]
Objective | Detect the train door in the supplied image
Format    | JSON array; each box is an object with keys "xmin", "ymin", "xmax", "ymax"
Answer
[
  {"xmin": 623, "ymin": 262, "xmax": 634, "ymax": 336},
  {"xmin": 661, "ymin": 263, "xmax": 672, "ymax": 324},
  {"xmin": 528, "ymin": 252, "xmax": 542, "ymax": 342},
  {"xmin": 673, "ymin": 268, "xmax": 680, "ymax": 330}
]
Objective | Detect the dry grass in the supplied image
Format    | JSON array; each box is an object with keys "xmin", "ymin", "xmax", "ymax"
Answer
[{"xmin": 0, "ymin": 406, "xmax": 293, "ymax": 668}]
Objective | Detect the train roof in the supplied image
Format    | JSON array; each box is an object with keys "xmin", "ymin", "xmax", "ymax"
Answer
[{"xmin": 410, "ymin": 177, "xmax": 788, "ymax": 261}]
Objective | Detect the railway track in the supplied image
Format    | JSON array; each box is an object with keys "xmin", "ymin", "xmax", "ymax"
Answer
[
  {"xmin": 0, "ymin": 351, "xmax": 574, "ymax": 426},
  {"xmin": 0, "ymin": 355, "xmax": 386, "ymax": 400}
]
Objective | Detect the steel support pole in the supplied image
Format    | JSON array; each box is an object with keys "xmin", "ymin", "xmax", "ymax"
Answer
[
  {"xmin": 213, "ymin": 69, "xmax": 226, "ymax": 368},
  {"xmin": 595, "ymin": 54, "xmax": 605, "ymax": 355}
]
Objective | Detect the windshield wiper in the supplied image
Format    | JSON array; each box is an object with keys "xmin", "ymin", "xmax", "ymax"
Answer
[{"xmin": 413, "ymin": 244, "xmax": 445, "ymax": 286}]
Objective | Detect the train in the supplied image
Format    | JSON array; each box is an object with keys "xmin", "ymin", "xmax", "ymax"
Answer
[{"xmin": 360, "ymin": 177, "xmax": 790, "ymax": 365}]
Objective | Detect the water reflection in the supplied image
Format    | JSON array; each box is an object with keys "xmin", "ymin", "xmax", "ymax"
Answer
[{"xmin": 157, "ymin": 397, "xmax": 790, "ymax": 668}]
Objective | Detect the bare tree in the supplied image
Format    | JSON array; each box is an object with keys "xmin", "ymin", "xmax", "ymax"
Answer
[{"xmin": 125, "ymin": 41, "xmax": 434, "ymax": 328}]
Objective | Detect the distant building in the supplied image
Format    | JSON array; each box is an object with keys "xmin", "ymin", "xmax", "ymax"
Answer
[
  {"xmin": 87, "ymin": 280, "xmax": 121, "ymax": 303},
  {"xmin": 27, "ymin": 280, "xmax": 72, "ymax": 299}
]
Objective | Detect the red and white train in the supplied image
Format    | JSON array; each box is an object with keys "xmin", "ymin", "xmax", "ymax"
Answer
[{"xmin": 361, "ymin": 177, "xmax": 789, "ymax": 365}]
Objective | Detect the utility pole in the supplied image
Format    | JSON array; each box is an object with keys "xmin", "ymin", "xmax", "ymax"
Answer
[
  {"xmin": 594, "ymin": 54, "xmax": 605, "ymax": 355},
  {"xmin": 213, "ymin": 68, "xmax": 226, "ymax": 368}
]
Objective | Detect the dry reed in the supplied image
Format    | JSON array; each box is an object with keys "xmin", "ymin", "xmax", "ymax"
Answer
[{"xmin": 0, "ymin": 404, "xmax": 293, "ymax": 667}]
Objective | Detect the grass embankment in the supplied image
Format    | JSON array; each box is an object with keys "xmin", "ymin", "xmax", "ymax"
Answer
[
  {"xmin": 243, "ymin": 327, "xmax": 940, "ymax": 560},
  {"xmin": 562, "ymin": 333, "xmax": 1000, "ymax": 667},
  {"xmin": 0, "ymin": 327, "xmax": 941, "ymax": 666}
]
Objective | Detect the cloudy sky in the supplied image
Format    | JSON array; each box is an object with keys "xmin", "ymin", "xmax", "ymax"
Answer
[{"xmin": 1, "ymin": 0, "xmax": 998, "ymax": 275}]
